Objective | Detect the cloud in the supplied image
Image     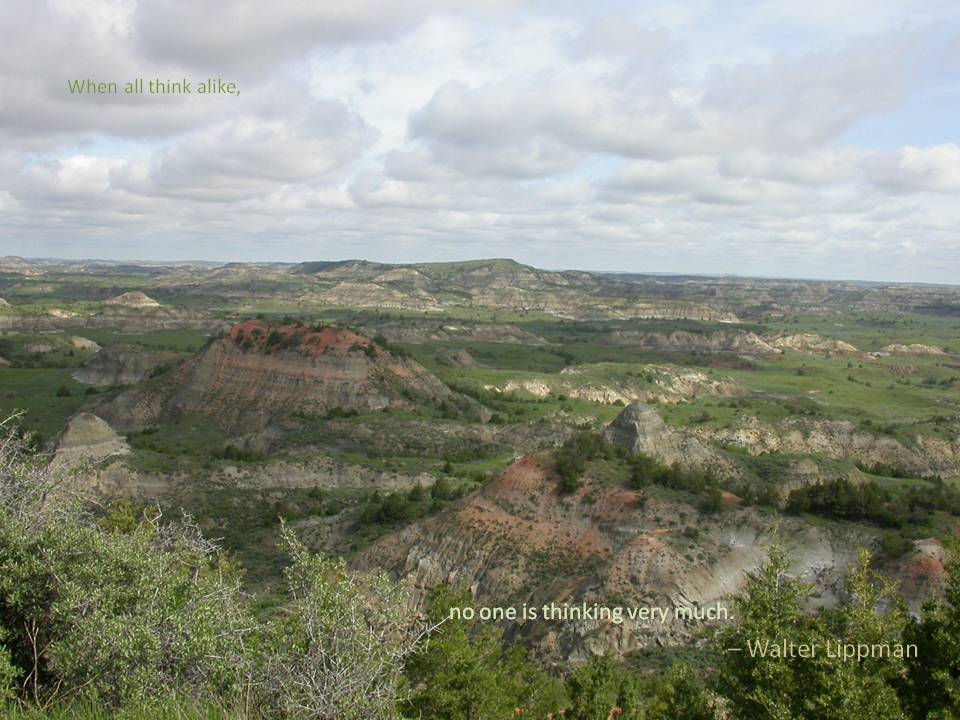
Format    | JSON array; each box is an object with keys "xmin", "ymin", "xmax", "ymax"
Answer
[
  {"xmin": 565, "ymin": 15, "xmax": 675, "ymax": 67},
  {"xmin": 1, "ymin": 1, "xmax": 959, "ymax": 283},
  {"xmin": 133, "ymin": 0, "xmax": 523, "ymax": 70},
  {"xmin": 410, "ymin": 29, "xmax": 925, "ymax": 170},
  {"xmin": 862, "ymin": 144, "xmax": 960, "ymax": 194},
  {"xmin": 112, "ymin": 99, "xmax": 375, "ymax": 202},
  {"xmin": 699, "ymin": 32, "xmax": 923, "ymax": 150},
  {"xmin": 12, "ymin": 155, "xmax": 124, "ymax": 206}
]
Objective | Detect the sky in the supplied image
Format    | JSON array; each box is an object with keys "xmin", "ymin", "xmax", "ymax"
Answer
[{"xmin": 1, "ymin": 0, "xmax": 959, "ymax": 283}]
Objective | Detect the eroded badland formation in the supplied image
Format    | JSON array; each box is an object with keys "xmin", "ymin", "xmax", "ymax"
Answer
[{"xmin": 2, "ymin": 255, "xmax": 959, "ymax": 661}]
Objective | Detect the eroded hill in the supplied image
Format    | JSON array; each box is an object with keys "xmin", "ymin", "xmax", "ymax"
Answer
[{"xmin": 100, "ymin": 320, "xmax": 486, "ymax": 435}]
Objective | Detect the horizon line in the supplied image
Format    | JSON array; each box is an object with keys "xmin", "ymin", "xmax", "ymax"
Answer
[{"xmin": 8, "ymin": 254, "xmax": 960, "ymax": 290}]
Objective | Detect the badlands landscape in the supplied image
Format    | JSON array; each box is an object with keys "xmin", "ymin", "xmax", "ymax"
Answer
[{"xmin": 2, "ymin": 255, "xmax": 960, "ymax": 716}]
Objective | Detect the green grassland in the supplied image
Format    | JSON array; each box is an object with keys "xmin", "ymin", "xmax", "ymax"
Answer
[
  {"xmin": 765, "ymin": 311, "xmax": 960, "ymax": 350},
  {"xmin": 658, "ymin": 350, "xmax": 959, "ymax": 434},
  {"xmin": 0, "ymin": 367, "xmax": 88, "ymax": 441},
  {"xmin": 78, "ymin": 327, "xmax": 210, "ymax": 352}
]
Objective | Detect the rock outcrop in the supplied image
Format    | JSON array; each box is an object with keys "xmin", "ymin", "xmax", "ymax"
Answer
[
  {"xmin": 607, "ymin": 329, "xmax": 777, "ymax": 354},
  {"xmin": 68, "ymin": 336, "xmax": 101, "ymax": 352},
  {"xmin": 695, "ymin": 416, "xmax": 960, "ymax": 478},
  {"xmin": 74, "ymin": 346, "xmax": 175, "ymax": 386},
  {"xmin": 604, "ymin": 403, "xmax": 718, "ymax": 470},
  {"xmin": 0, "ymin": 306, "xmax": 217, "ymax": 334},
  {"xmin": 358, "ymin": 322, "xmax": 549, "ymax": 346},
  {"xmin": 300, "ymin": 259, "xmax": 741, "ymax": 321},
  {"xmin": 51, "ymin": 413, "xmax": 130, "ymax": 469},
  {"xmin": 106, "ymin": 291, "xmax": 160, "ymax": 308},
  {"xmin": 493, "ymin": 366, "xmax": 745, "ymax": 406},
  {"xmin": 880, "ymin": 343, "xmax": 946, "ymax": 356},
  {"xmin": 769, "ymin": 334, "xmax": 858, "ymax": 355},
  {"xmin": 24, "ymin": 336, "xmax": 100, "ymax": 354},
  {"xmin": 360, "ymin": 455, "xmax": 875, "ymax": 662},
  {"xmin": 440, "ymin": 349, "xmax": 480, "ymax": 367}
]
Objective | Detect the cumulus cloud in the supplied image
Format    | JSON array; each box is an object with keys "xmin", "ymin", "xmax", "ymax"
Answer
[
  {"xmin": 134, "ymin": 0, "xmax": 523, "ymax": 70},
  {"xmin": 0, "ymin": 1, "xmax": 959, "ymax": 282},
  {"xmin": 862, "ymin": 144, "xmax": 960, "ymax": 194},
  {"xmin": 112, "ymin": 100, "xmax": 375, "ymax": 202}
]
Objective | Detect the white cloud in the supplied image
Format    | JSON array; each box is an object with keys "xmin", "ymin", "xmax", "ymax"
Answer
[
  {"xmin": 134, "ymin": 0, "xmax": 524, "ymax": 70},
  {"xmin": 862, "ymin": 144, "xmax": 960, "ymax": 194},
  {"xmin": 0, "ymin": 1, "xmax": 958, "ymax": 283},
  {"xmin": 112, "ymin": 100, "xmax": 374, "ymax": 202}
]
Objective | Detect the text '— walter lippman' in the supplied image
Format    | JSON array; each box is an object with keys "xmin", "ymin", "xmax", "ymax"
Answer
[{"xmin": 742, "ymin": 639, "xmax": 918, "ymax": 661}]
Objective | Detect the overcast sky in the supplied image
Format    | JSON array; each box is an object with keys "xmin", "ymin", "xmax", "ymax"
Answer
[{"xmin": 1, "ymin": 0, "xmax": 959, "ymax": 282}]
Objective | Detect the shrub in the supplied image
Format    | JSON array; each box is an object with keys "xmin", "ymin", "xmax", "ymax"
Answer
[
  {"xmin": 0, "ymin": 418, "xmax": 252, "ymax": 709},
  {"xmin": 701, "ymin": 487, "xmax": 724, "ymax": 514},
  {"xmin": 877, "ymin": 532, "xmax": 914, "ymax": 561},
  {"xmin": 256, "ymin": 527, "xmax": 430, "ymax": 720},
  {"xmin": 554, "ymin": 432, "xmax": 610, "ymax": 493},
  {"xmin": 0, "ymin": 627, "xmax": 19, "ymax": 707},
  {"xmin": 431, "ymin": 476, "xmax": 455, "ymax": 501},
  {"xmin": 404, "ymin": 586, "xmax": 567, "ymax": 720},
  {"xmin": 214, "ymin": 444, "xmax": 265, "ymax": 462},
  {"xmin": 0, "ymin": 512, "xmax": 252, "ymax": 707}
]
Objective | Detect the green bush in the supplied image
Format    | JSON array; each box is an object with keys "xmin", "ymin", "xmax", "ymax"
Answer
[
  {"xmin": 0, "ymin": 627, "xmax": 19, "ymax": 707},
  {"xmin": 0, "ymin": 514, "xmax": 252, "ymax": 707},
  {"xmin": 0, "ymin": 420, "xmax": 253, "ymax": 710},
  {"xmin": 554, "ymin": 432, "xmax": 611, "ymax": 493}
]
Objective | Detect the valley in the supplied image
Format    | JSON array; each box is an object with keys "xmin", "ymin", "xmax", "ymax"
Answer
[{"xmin": 2, "ymin": 255, "xmax": 959, "ymax": 661}]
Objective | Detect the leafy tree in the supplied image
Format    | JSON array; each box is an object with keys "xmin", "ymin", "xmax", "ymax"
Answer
[
  {"xmin": 901, "ymin": 540, "xmax": 960, "ymax": 719},
  {"xmin": 719, "ymin": 531, "xmax": 907, "ymax": 720},
  {"xmin": 403, "ymin": 586, "xmax": 566, "ymax": 720},
  {"xmin": 565, "ymin": 654, "xmax": 639, "ymax": 719},
  {"xmin": 647, "ymin": 663, "xmax": 717, "ymax": 720}
]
